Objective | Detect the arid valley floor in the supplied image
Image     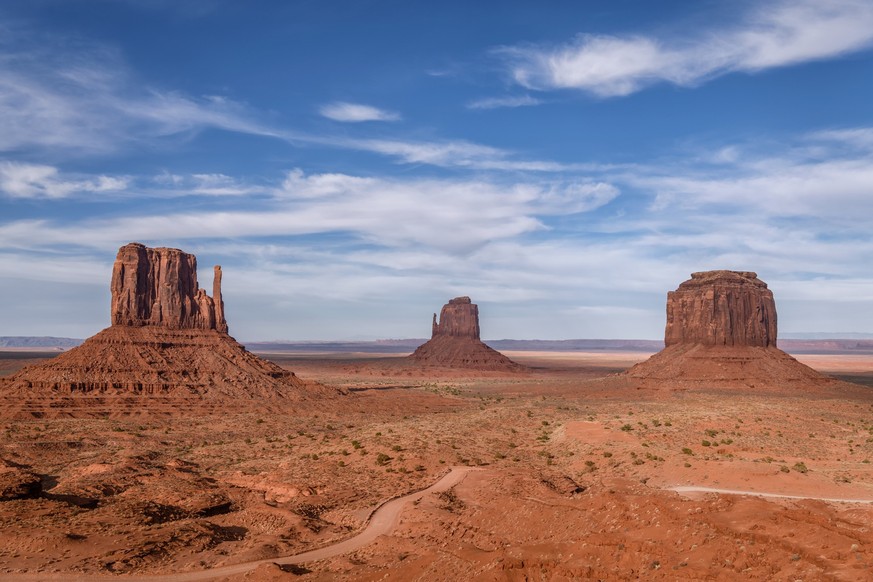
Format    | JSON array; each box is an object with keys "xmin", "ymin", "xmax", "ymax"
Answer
[{"xmin": 2, "ymin": 349, "xmax": 873, "ymax": 581}]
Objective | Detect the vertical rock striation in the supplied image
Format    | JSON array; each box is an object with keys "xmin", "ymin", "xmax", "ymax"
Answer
[
  {"xmin": 664, "ymin": 270, "xmax": 776, "ymax": 347},
  {"xmin": 431, "ymin": 296, "xmax": 481, "ymax": 339},
  {"xmin": 110, "ymin": 242, "xmax": 228, "ymax": 333}
]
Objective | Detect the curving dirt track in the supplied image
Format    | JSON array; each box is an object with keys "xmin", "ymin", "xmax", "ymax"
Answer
[
  {"xmin": 2, "ymin": 466, "xmax": 479, "ymax": 582},
  {"xmin": 670, "ymin": 485, "xmax": 873, "ymax": 504}
]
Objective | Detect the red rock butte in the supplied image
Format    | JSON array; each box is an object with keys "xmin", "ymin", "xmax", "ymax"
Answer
[
  {"xmin": 111, "ymin": 243, "xmax": 228, "ymax": 332},
  {"xmin": 625, "ymin": 270, "xmax": 843, "ymax": 391},
  {"xmin": 0, "ymin": 243, "xmax": 340, "ymax": 417},
  {"xmin": 665, "ymin": 270, "xmax": 777, "ymax": 348},
  {"xmin": 411, "ymin": 297, "xmax": 523, "ymax": 371}
]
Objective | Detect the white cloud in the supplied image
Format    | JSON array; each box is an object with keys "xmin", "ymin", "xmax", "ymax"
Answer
[
  {"xmin": 501, "ymin": 0, "xmax": 873, "ymax": 97},
  {"xmin": 0, "ymin": 170, "xmax": 619, "ymax": 254},
  {"xmin": 467, "ymin": 95, "xmax": 542, "ymax": 110},
  {"xmin": 319, "ymin": 101, "xmax": 401, "ymax": 122},
  {"xmin": 628, "ymin": 129, "xmax": 873, "ymax": 223},
  {"xmin": 0, "ymin": 161, "xmax": 127, "ymax": 199}
]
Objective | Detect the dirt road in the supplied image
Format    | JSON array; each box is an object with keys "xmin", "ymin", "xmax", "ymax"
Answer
[
  {"xmin": 3, "ymin": 466, "xmax": 480, "ymax": 582},
  {"xmin": 670, "ymin": 485, "xmax": 873, "ymax": 504}
]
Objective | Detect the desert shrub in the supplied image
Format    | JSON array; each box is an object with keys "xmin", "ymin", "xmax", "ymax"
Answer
[
  {"xmin": 681, "ymin": 448, "xmax": 693, "ymax": 455},
  {"xmin": 375, "ymin": 453, "xmax": 392, "ymax": 466}
]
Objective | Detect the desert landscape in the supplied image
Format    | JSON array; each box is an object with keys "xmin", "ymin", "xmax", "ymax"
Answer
[{"xmin": 1, "ymin": 251, "xmax": 873, "ymax": 581}]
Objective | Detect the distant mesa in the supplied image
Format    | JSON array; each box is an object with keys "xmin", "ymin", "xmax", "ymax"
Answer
[
  {"xmin": 0, "ymin": 242, "xmax": 340, "ymax": 417},
  {"xmin": 626, "ymin": 270, "xmax": 841, "ymax": 390},
  {"xmin": 411, "ymin": 296, "xmax": 524, "ymax": 371}
]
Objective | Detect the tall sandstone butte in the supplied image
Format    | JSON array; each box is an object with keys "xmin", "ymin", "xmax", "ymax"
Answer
[
  {"xmin": 664, "ymin": 270, "xmax": 777, "ymax": 348},
  {"xmin": 626, "ymin": 270, "xmax": 835, "ymax": 390},
  {"xmin": 412, "ymin": 297, "xmax": 523, "ymax": 371},
  {"xmin": 110, "ymin": 242, "xmax": 228, "ymax": 332},
  {"xmin": 431, "ymin": 296, "xmax": 481, "ymax": 339},
  {"xmin": 0, "ymin": 242, "xmax": 339, "ymax": 417}
]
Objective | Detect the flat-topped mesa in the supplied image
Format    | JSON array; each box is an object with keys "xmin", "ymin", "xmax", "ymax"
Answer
[
  {"xmin": 110, "ymin": 242, "xmax": 228, "ymax": 333},
  {"xmin": 431, "ymin": 296, "xmax": 480, "ymax": 340},
  {"xmin": 665, "ymin": 270, "xmax": 777, "ymax": 348}
]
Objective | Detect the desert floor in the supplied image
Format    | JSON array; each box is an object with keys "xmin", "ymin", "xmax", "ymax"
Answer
[{"xmin": 2, "ymin": 350, "xmax": 873, "ymax": 581}]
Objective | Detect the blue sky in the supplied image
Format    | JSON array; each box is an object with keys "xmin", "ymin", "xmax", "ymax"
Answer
[{"xmin": 1, "ymin": 0, "xmax": 873, "ymax": 341}]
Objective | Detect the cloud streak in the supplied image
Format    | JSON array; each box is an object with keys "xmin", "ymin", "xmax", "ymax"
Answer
[
  {"xmin": 0, "ymin": 161, "xmax": 127, "ymax": 199},
  {"xmin": 467, "ymin": 95, "xmax": 542, "ymax": 110},
  {"xmin": 500, "ymin": 0, "xmax": 873, "ymax": 97},
  {"xmin": 0, "ymin": 170, "xmax": 619, "ymax": 254},
  {"xmin": 319, "ymin": 101, "xmax": 401, "ymax": 122}
]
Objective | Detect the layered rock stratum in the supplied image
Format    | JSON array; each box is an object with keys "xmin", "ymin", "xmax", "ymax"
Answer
[
  {"xmin": 625, "ymin": 270, "xmax": 840, "ymax": 391},
  {"xmin": 411, "ymin": 297, "xmax": 523, "ymax": 371},
  {"xmin": 0, "ymin": 243, "xmax": 339, "ymax": 417},
  {"xmin": 665, "ymin": 270, "xmax": 777, "ymax": 348}
]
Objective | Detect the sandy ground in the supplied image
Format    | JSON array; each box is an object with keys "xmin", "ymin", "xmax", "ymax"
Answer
[{"xmin": 1, "ymin": 350, "xmax": 873, "ymax": 580}]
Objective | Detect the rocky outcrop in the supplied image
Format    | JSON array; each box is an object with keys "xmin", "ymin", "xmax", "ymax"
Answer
[
  {"xmin": 0, "ymin": 460, "xmax": 41, "ymax": 500},
  {"xmin": 412, "ymin": 297, "xmax": 523, "ymax": 371},
  {"xmin": 626, "ymin": 270, "xmax": 836, "ymax": 391},
  {"xmin": 110, "ymin": 243, "xmax": 227, "ymax": 333},
  {"xmin": 665, "ymin": 271, "xmax": 776, "ymax": 347},
  {"xmin": 431, "ymin": 296, "xmax": 480, "ymax": 339},
  {"xmin": 0, "ymin": 242, "xmax": 341, "ymax": 417}
]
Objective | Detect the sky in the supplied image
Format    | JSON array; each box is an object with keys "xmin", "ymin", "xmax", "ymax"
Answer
[{"xmin": 1, "ymin": 0, "xmax": 873, "ymax": 341}]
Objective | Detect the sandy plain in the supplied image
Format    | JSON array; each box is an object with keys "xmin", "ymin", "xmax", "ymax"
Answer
[{"xmin": 2, "ymin": 349, "xmax": 873, "ymax": 581}]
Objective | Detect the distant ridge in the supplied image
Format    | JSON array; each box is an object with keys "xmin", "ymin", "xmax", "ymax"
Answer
[
  {"xmin": 242, "ymin": 338, "xmax": 665, "ymax": 353},
  {"xmin": 5, "ymin": 337, "xmax": 873, "ymax": 355},
  {"xmin": 0, "ymin": 337, "xmax": 83, "ymax": 349},
  {"xmin": 781, "ymin": 332, "xmax": 873, "ymax": 340}
]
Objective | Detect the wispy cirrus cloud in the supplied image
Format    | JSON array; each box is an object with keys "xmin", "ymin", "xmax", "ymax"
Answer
[
  {"xmin": 467, "ymin": 94, "xmax": 542, "ymax": 110},
  {"xmin": 319, "ymin": 101, "xmax": 401, "ymax": 122},
  {"xmin": 626, "ymin": 126, "xmax": 873, "ymax": 225},
  {"xmin": 0, "ymin": 161, "xmax": 127, "ymax": 199},
  {"xmin": 0, "ymin": 27, "xmax": 282, "ymax": 156},
  {"xmin": 499, "ymin": 0, "xmax": 873, "ymax": 97},
  {"xmin": 0, "ymin": 169, "xmax": 619, "ymax": 254}
]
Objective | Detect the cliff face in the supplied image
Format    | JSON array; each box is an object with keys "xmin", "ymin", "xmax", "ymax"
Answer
[
  {"xmin": 431, "ymin": 296, "xmax": 480, "ymax": 340},
  {"xmin": 664, "ymin": 270, "xmax": 777, "ymax": 348},
  {"xmin": 110, "ymin": 242, "xmax": 228, "ymax": 333}
]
